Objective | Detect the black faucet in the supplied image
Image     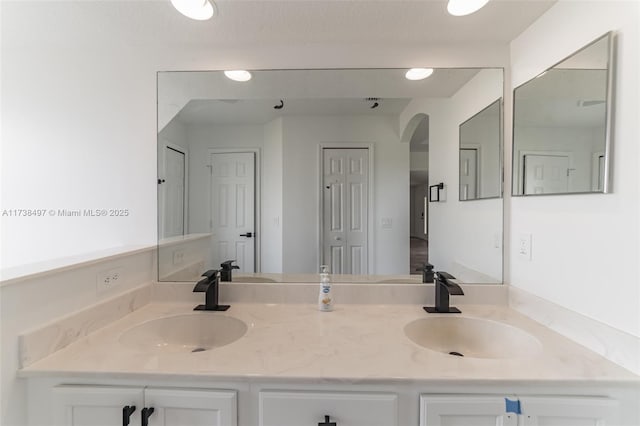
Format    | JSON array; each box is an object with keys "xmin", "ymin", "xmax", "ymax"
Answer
[
  {"xmin": 416, "ymin": 262, "xmax": 435, "ymax": 283},
  {"xmin": 193, "ymin": 269, "xmax": 230, "ymax": 311},
  {"xmin": 220, "ymin": 260, "xmax": 240, "ymax": 282},
  {"xmin": 424, "ymin": 271, "xmax": 464, "ymax": 313}
]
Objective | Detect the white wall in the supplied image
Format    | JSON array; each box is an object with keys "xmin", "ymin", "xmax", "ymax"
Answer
[
  {"xmin": 159, "ymin": 118, "xmax": 189, "ymax": 153},
  {"xmin": 509, "ymin": 0, "xmax": 640, "ymax": 337},
  {"xmin": 281, "ymin": 115, "xmax": 409, "ymax": 274},
  {"xmin": 400, "ymin": 69, "xmax": 503, "ymax": 283},
  {"xmin": 0, "ymin": 1, "xmax": 512, "ymax": 423},
  {"xmin": 262, "ymin": 118, "xmax": 284, "ymax": 273},
  {"xmin": 0, "ymin": 250, "xmax": 155, "ymax": 426},
  {"xmin": 1, "ymin": 4, "xmax": 157, "ymax": 272},
  {"xmin": 1, "ymin": 0, "xmax": 508, "ymax": 276}
]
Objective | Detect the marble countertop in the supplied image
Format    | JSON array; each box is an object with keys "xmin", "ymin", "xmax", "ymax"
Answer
[{"xmin": 19, "ymin": 303, "xmax": 639, "ymax": 384}]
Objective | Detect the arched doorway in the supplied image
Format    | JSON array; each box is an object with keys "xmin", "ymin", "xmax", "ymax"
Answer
[{"xmin": 401, "ymin": 113, "xmax": 429, "ymax": 274}]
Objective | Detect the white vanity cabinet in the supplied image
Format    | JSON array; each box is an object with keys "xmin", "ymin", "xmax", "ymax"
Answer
[
  {"xmin": 31, "ymin": 380, "xmax": 633, "ymax": 426},
  {"xmin": 419, "ymin": 395, "xmax": 619, "ymax": 426},
  {"xmin": 420, "ymin": 395, "xmax": 518, "ymax": 426},
  {"xmin": 51, "ymin": 385, "xmax": 237, "ymax": 426},
  {"xmin": 53, "ymin": 386, "xmax": 145, "ymax": 426},
  {"xmin": 258, "ymin": 390, "xmax": 398, "ymax": 426},
  {"xmin": 517, "ymin": 396, "xmax": 619, "ymax": 426}
]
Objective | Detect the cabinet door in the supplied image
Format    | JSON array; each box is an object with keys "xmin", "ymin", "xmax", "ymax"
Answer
[
  {"xmin": 518, "ymin": 396, "xmax": 619, "ymax": 426},
  {"xmin": 420, "ymin": 395, "xmax": 518, "ymax": 426},
  {"xmin": 259, "ymin": 391, "xmax": 397, "ymax": 426},
  {"xmin": 52, "ymin": 385, "xmax": 144, "ymax": 426},
  {"xmin": 144, "ymin": 388, "xmax": 237, "ymax": 426}
]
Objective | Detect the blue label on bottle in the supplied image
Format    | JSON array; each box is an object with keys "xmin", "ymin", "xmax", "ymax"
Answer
[{"xmin": 322, "ymin": 288, "xmax": 330, "ymax": 293}]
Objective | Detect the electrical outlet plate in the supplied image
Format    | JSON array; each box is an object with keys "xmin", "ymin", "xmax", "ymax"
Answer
[
  {"xmin": 172, "ymin": 250, "xmax": 185, "ymax": 265},
  {"xmin": 518, "ymin": 233, "xmax": 532, "ymax": 261},
  {"xmin": 96, "ymin": 267, "xmax": 124, "ymax": 294}
]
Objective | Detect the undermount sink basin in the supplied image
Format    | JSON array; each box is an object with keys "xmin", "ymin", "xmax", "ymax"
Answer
[
  {"xmin": 119, "ymin": 314, "xmax": 248, "ymax": 353},
  {"xmin": 404, "ymin": 316, "xmax": 542, "ymax": 359},
  {"xmin": 233, "ymin": 276, "xmax": 277, "ymax": 283}
]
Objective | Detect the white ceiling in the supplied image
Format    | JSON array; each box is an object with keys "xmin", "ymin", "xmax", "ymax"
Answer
[
  {"xmin": 2, "ymin": 1, "xmax": 557, "ymax": 49},
  {"xmin": 178, "ymin": 98, "xmax": 412, "ymax": 125},
  {"xmin": 172, "ymin": 68, "xmax": 483, "ymax": 125}
]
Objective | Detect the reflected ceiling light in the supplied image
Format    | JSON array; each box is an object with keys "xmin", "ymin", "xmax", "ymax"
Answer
[
  {"xmin": 224, "ymin": 70, "xmax": 252, "ymax": 82},
  {"xmin": 171, "ymin": 0, "xmax": 215, "ymax": 21},
  {"xmin": 405, "ymin": 68, "xmax": 434, "ymax": 81},
  {"xmin": 447, "ymin": 0, "xmax": 490, "ymax": 16}
]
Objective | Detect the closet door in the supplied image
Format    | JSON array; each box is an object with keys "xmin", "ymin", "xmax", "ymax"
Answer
[{"xmin": 322, "ymin": 148, "xmax": 369, "ymax": 275}]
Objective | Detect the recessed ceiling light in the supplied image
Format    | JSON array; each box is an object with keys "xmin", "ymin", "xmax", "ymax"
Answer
[
  {"xmin": 224, "ymin": 70, "xmax": 252, "ymax": 82},
  {"xmin": 447, "ymin": 0, "xmax": 490, "ymax": 16},
  {"xmin": 405, "ymin": 68, "xmax": 434, "ymax": 81},
  {"xmin": 171, "ymin": 0, "xmax": 216, "ymax": 21}
]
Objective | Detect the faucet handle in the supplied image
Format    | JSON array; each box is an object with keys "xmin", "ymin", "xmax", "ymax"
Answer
[
  {"xmin": 435, "ymin": 271, "xmax": 455, "ymax": 281},
  {"xmin": 415, "ymin": 262, "xmax": 434, "ymax": 272},
  {"xmin": 201, "ymin": 269, "xmax": 219, "ymax": 280},
  {"xmin": 220, "ymin": 260, "xmax": 240, "ymax": 270}
]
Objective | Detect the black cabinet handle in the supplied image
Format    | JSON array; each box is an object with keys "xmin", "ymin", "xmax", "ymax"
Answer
[
  {"xmin": 318, "ymin": 415, "xmax": 337, "ymax": 426},
  {"xmin": 239, "ymin": 232, "xmax": 253, "ymax": 238},
  {"xmin": 141, "ymin": 407, "xmax": 155, "ymax": 426},
  {"xmin": 122, "ymin": 406, "xmax": 136, "ymax": 426}
]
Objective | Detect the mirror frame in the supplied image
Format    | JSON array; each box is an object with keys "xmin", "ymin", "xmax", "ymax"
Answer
[{"xmin": 511, "ymin": 31, "xmax": 616, "ymax": 197}]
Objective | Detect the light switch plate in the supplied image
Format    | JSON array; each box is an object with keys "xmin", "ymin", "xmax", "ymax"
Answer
[{"xmin": 494, "ymin": 232, "xmax": 502, "ymax": 249}]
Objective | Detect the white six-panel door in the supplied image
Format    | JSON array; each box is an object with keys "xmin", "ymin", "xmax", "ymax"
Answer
[
  {"xmin": 210, "ymin": 152, "xmax": 255, "ymax": 273},
  {"xmin": 161, "ymin": 146, "xmax": 186, "ymax": 239},
  {"xmin": 459, "ymin": 148, "xmax": 478, "ymax": 200},
  {"xmin": 523, "ymin": 154, "xmax": 569, "ymax": 195},
  {"xmin": 322, "ymin": 148, "xmax": 369, "ymax": 275}
]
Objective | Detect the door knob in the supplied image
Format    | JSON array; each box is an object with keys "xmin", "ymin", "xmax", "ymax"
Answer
[{"xmin": 240, "ymin": 232, "xmax": 253, "ymax": 238}]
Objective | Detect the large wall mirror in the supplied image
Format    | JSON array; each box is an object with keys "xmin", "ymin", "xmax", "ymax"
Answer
[
  {"xmin": 158, "ymin": 68, "xmax": 503, "ymax": 284},
  {"xmin": 512, "ymin": 32, "xmax": 615, "ymax": 196},
  {"xmin": 459, "ymin": 99, "xmax": 502, "ymax": 201}
]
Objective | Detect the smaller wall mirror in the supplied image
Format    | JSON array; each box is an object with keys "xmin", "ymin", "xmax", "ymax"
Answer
[
  {"xmin": 512, "ymin": 32, "xmax": 614, "ymax": 196},
  {"xmin": 459, "ymin": 99, "xmax": 502, "ymax": 201}
]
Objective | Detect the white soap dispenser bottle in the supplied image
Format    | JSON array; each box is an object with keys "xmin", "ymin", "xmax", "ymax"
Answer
[{"xmin": 318, "ymin": 265, "xmax": 334, "ymax": 312}]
